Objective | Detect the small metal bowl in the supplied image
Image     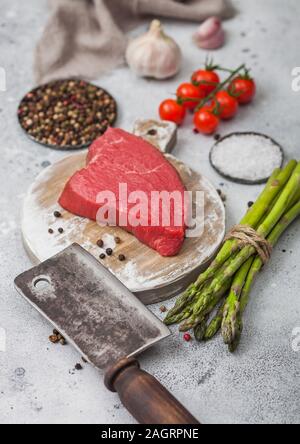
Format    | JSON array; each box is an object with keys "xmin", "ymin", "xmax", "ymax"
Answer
[
  {"xmin": 209, "ymin": 132, "xmax": 284, "ymax": 185},
  {"xmin": 17, "ymin": 78, "xmax": 118, "ymax": 151}
]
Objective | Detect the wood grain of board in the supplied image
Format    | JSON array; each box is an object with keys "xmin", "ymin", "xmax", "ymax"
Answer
[{"xmin": 22, "ymin": 152, "xmax": 225, "ymax": 305}]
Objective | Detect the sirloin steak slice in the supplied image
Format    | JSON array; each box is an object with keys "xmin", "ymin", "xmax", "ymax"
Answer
[{"xmin": 59, "ymin": 128, "xmax": 186, "ymax": 256}]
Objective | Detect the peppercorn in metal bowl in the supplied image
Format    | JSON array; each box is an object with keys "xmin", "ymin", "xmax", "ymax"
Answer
[{"xmin": 17, "ymin": 79, "xmax": 118, "ymax": 150}]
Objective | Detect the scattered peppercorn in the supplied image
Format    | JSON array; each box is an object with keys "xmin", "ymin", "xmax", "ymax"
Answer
[
  {"xmin": 100, "ymin": 253, "xmax": 106, "ymax": 260},
  {"xmin": 18, "ymin": 79, "xmax": 117, "ymax": 149},
  {"xmin": 214, "ymin": 134, "xmax": 221, "ymax": 141},
  {"xmin": 54, "ymin": 211, "xmax": 62, "ymax": 218},
  {"xmin": 106, "ymin": 248, "xmax": 113, "ymax": 256},
  {"xmin": 282, "ymin": 249, "xmax": 286, "ymax": 253},
  {"xmin": 97, "ymin": 239, "xmax": 104, "ymax": 248},
  {"xmin": 49, "ymin": 335, "xmax": 60, "ymax": 344},
  {"xmin": 49, "ymin": 330, "xmax": 66, "ymax": 345},
  {"xmin": 48, "ymin": 228, "xmax": 54, "ymax": 234},
  {"xmin": 82, "ymin": 357, "xmax": 88, "ymax": 364},
  {"xmin": 147, "ymin": 129, "xmax": 157, "ymax": 136},
  {"xmin": 75, "ymin": 363, "xmax": 83, "ymax": 371},
  {"xmin": 118, "ymin": 254, "xmax": 126, "ymax": 262},
  {"xmin": 160, "ymin": 306, "xmax": 167, "ymax": 313},
  {"xmin": 58, "ymin": 228, "xmax": 64, "ymax": 234},
  {"xmin": 248, "ymin": 201, "xmax": 254, "ymax": 208},
  {"xmin": 183, "ymin": 333, "xmax": 192, "ymax": 342},
  {"xmin": 193, "ymin": 128, "xmax": 199, "ymax": 134}
]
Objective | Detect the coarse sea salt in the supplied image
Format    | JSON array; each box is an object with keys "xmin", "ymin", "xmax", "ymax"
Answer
[{"xmin": 210, "ymin": 133, "xmax": 283, "ymax": 183}]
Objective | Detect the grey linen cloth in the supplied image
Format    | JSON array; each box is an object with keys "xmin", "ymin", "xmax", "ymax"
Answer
[{"xmin": 34, "ymin": 0, "xmax": 235, "ymax": 84}]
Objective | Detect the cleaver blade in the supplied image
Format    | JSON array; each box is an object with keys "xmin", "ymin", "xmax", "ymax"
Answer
[{"xmin": 14, "ymin": 243, "xmax": 170, "ymax": 370}]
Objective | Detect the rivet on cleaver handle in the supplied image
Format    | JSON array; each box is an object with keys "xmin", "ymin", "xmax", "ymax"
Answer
[{"xmin": 14, "ymin": 244, "xmax": 199, "ymax": 424}]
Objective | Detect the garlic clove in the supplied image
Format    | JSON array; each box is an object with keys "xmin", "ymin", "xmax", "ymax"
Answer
[
  {"xmin": 196, "ymin": 28, "xmax": 225, "ymax": 50},
  {"xmin": 197, "ymin": 17, "xmax": 222, "ymax": 40},
  {"xmin": 126, "ymin": 20, "xmax": 182, "ymax": 80},
  {"xmin": 193, "ymin": 17, "xmax": 225, "ymax": 50}
]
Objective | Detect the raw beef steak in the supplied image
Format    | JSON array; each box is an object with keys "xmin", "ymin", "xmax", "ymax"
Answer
[{"xmin": 59, "ymin": 128, "xmax": 186, "ymax": 256}]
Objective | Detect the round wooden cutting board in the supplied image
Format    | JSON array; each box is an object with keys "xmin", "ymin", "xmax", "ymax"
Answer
[{"xmin": 22, "ymin": 152, "xmax": 225, "ymax": 305}]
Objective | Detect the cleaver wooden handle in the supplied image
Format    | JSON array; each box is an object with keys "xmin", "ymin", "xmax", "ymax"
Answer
[{"xmin": 104, "ymin": 357, "xmax": 200, "ymax": 425}]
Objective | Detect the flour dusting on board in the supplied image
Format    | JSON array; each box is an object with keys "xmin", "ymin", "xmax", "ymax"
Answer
[{"xmin": 102, "ymin": 234, "xmax": 116, "ymax": 250}]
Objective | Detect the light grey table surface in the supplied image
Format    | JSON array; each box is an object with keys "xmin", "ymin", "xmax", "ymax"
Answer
[{"xmin": 0, "ymin": 0, "xmax": 299, "ymax": 425}]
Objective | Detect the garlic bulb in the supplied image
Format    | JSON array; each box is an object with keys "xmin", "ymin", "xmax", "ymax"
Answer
[
  {"xmin": 193, "ymin": 17, "xmax": 225, "ymax": 50},
  {"xmin": 125, "ymin": 20, "xmax": 182, "ymax": 80}
]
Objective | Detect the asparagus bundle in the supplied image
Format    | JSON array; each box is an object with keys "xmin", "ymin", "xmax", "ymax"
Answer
[{"xmin": 165, "ymin": 160, "xmax": 300, "ymax": 352}]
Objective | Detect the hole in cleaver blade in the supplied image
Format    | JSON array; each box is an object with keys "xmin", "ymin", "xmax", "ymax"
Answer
[{"xmin": 14, "ymin": 244, "xmax": 170, "ymax": 370}]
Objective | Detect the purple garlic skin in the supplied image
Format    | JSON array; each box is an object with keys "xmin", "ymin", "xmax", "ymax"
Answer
[{"xmin": 193, "ymin": 17, "xmax": 225, "ymax": 50}]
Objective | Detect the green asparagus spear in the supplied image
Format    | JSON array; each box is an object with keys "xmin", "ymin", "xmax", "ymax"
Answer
[
  {"xmin": 257, "ymin": 162, "xmax": 300, "ymax": 237},
  {"xmin": 179, "ymin": 278, "xmax": 232, "ymax": 331},
  {"xmin": 204, "ymin": 299, "xmax": 227, "ymax": 340},
  {"xmin": 225, "ymin": 199, "xmax": 300, "ymax": 352},
  {"xmin": 236, "ymin": 189, "xmax": 300, "ymax": 320},
  {"xmin": 190, "ymin": 162, "xmax": 300, "ymax": 324},
  {"xmin": 193, "ymin": 162, "xmax": 296, "ymax": 287},
  {"xmin": 221, "ymin": 257, "xmax": 254, "ymax": 346},
  {"xmin": 194, "ymin": 316, "xmax": 209, "ymax": 342},
  {"xmin": 165, "ymin": 254, "xmax": 238, "ymax": 326},
  {"xmin": 165, "ymin": 162, "xmax": 296, "ymax": 322}
]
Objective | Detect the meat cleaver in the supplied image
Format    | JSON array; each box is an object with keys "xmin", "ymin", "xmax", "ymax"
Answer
[{"xmin": 14, "ymin": 244, "xmax": 199, "ymax": 425}]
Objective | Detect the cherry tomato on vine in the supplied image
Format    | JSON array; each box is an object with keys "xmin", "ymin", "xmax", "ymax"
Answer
[
  {"xmin": 202, "ymin": 99, "xmax": 218, "ymax": 113},
  {"xmin": 194, "ymin": 109, "xmax": 220, "ymax": 135},
  {"xmin": 191, "ymin": 69, "xmax": 220, "ymax": 96},
  {"xmin": 176, "ymin": 83, "xmax": 205, "ymax": 110},
  {"xmin": 229, "ymin": 75, "xmax": 256, "ymax": 104},
  {"xmin": 159, "ymin": 99, "xmax": 186, "ymax": 125},
  {"xmin": 215, "ymin": 91, "xmax": 239, "ymax": 120}
]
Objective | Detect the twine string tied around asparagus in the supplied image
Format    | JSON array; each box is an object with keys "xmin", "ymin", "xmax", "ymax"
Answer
[{"xmin": 225, "ymin": 225, "xmax": 273, "ymax": 264}]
